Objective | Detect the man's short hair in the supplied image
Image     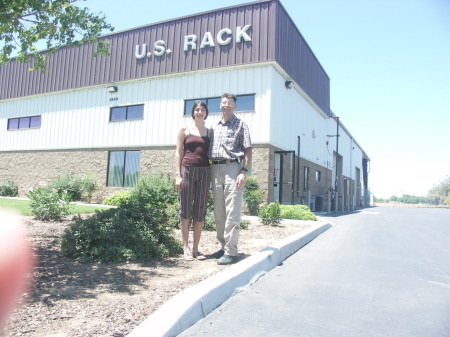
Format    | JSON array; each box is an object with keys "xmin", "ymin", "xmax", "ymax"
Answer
[{"xmin": 222, "ymin": 93, "xmax": 237, "ymax": 103}]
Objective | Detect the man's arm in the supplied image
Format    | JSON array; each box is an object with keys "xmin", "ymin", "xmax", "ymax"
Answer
[{"xmin": 237, "ymin": 147, "xmax": 252, "ymax": 190}]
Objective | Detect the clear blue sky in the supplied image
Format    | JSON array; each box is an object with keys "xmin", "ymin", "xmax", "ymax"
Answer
[{"xmin": 83, "ymin": 0, "xmax": 450, "ymax": 199}]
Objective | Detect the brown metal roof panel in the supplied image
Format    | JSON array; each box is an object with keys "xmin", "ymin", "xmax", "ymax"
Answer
[
  {"xmin": 202, "ymin": 14, "xmax": 214, "ymax": 70},
  {"xmin": 153, "ymin": 23, "xmax": 165, "ymax": 76},
  {"xmin": 61, "ymin": 47, "xmax": 71, "ymax": 89},
  {"xmin": 274, "ymin": 2, "xmax": 330, "ymax": 115},
  {"xmin": 53, "ymin": 49, "xmax": 63, "ymax": 90},
  {"xmin": 163, "ymin": 21, "xmax": 176, "ymax": 75},
  {"xmin": 195, "ymin": 13, "xmax": 208, "ymax": 71},
  {"xmin": 211, "ymin": 11, "xmax": 224, "ymax": 69},
  {"xmin": 123, "ymin": 31, "xmax": 136, "ymax": 81},
  {"xmin": 134, "ymin": 28, "xmax": 149, "ymax": 79},
  {"xmin": 183, "ymin": 17, "xmax": 196, "ymax": 73},
  {"xmin": 106, "ymin": 37, "xmax": 119, "ymax": 82},
  {"xmin": 0, "ymin": 1, "xmax": 286, "ymax": 101},
  {"xmin": 3, "ymin": 63, "xmax": 14, "ymax": 98},
  {"xmin": 172, "ymin": 21, "xmax": 183, "ymax": 74}
]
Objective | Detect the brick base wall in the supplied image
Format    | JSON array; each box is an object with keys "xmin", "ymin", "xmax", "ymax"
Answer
[
  {"xmin": 0, "ymin": 146, "xmax": 348, "ymax": 211},
  {"xmin": 0, "ymin": 148, "xmax": 177, "ymax": 203},
  {"xmin": 0, "ymin": 150, "xmax": 109, "ymax": 202},
  {"xmin": 250, "ymin": 145, "xmax": 273, "ymax": 202},
  {"xmin": 140, "ymin": 147, "xmax": 175, "ymax": 176}
]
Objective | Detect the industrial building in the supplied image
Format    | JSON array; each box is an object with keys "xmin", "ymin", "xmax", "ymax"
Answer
[{"xmin": 0, "ymin": 0, "xmax": 371, "ymax": 211}]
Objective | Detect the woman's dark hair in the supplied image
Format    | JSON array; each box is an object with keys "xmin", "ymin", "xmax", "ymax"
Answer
[{"xmin": 191, "ymin": 100, "xmax": 209, "ymax": 120}]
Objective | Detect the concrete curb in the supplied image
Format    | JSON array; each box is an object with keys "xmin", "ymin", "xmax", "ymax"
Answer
[{"xmin": 127, "ymin": 221, "xmax": 332, "ymax": 337}]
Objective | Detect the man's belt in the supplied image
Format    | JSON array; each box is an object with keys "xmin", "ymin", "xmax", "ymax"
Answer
[{"xmin": 210, "ymin": 159, "xmax": 239, "ymax": 165}]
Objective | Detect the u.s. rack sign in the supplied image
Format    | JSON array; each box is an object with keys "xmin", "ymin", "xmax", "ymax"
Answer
[{"xmin": 135, "ymin": 24, "xmax": 252, "ymax": 59}]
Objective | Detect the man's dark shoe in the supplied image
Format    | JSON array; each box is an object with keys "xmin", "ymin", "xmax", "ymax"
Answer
[
  {"xmin": 210, "ymin": 249, "xmax": 225, "ymax": 259},
  {"xmin": 217, "ymin": 254, "xmax": 237, "ymax": 265}
]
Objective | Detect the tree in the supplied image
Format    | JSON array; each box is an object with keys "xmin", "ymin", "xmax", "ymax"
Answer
[
  {"xmin": 0, "ymin": 0, "xmax": 114, "ymax": 72},
  {"xmin": 428, "ymin": 176, "xmax": 450, "ymax": 205}
]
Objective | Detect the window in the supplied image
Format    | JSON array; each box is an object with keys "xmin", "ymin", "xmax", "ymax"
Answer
[
  {"xmin": 235, "ymin": 94, "xmax": 255, "ymax": 111},
  {"xmin": 315, "ymin": 170, "xmax": 321, "ymax": 182},
  {"xmin": 110, "ymin": 104, "xmax": 144, "ymax": 121},
  {"xmin": 184, "ymin": 94, "xmax": 255, "ymax": 115},
  {"xmin": 303, "ymin": 166, "xmax": 309, "ymax": 191},
  {"xmin": 107, "ymin": 151, "xmax": 141, "ymax": 187},
  {"xmin": 7, "ymin": 119, "xmax": 18, "ymax": 130},
  {"xmin": 7, "ymin": 116, "xmax": 41, "ymax": 130}
]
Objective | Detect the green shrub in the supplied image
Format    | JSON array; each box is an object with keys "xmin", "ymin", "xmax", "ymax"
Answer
[
  {"xmin": 129, "ymin": 171, "xmax": 218, "ymax": 231},
  {"xmin": 240, "ymin": 219, "xmax": 250, "ymax": 230},
  {"xmin": 258, "ymin": 201, "xmax": 282, "ymax": 226},
  {"xmin": 169, "ymin": 193, "xmax": 216, "ymax": 232},
  {"xmin": 243, "ymin": 176, "xmax": 262, "ymax": 215},
  {"xmin": 27, "ymin": 187, "xmax": 70, "ymax": 221},
  {"xmin": 444, "ymin": 196, "xmax": 450, "ymax": 206},
  {"xmin": 0, "ymin": 181, "xmax": 18, "ymax": 197},
  {"xmin": 280, "ymin": 204, "xmax": 317, "ymax": 221},
  {"xmin": 48, "ymin": 172, "xmax": 97, "ymax": 202},
  {"xmin": 61, "ymin": 196, "xmax": 182, "ymax": 263},
  {"xmin": 203, "ymin": 210, "xmax": 216, "ymax": 231},
  {"xmin": 78, "ymin": 172, "xmax": 97, "ymax": 202},
  {"xmin": 131, "ymin": 172, "xmax": 178, "ymax": 209},
  {"xmin": 103, "ymin": 191, "xmax": 131, "ymax": 206},
  {"xmin": 202, "ymin": 194, "xmax": 216, "ymax": 231},
  {"xmin": 165, "ymin": 202, "xmax": 181, "ymax": 229}
]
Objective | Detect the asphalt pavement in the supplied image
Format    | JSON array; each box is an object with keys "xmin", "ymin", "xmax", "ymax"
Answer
[
  {"xmin": 127, "ymin": 218, "xmax": 332, "ymax": 337},
  {"xmin": 177, "ymin": 206, "xmax": 450, "ymax": 337}
]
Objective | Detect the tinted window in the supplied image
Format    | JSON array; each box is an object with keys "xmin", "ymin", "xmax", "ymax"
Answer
[
  {"xmin": 19, "ymin": 117, "xmax": 30, "ymax": 129},
  {"xmin": 207, "ymin": 97, "xmax": 222, "ymax": 113},
  {"xmin": 110, "ymin": 105, "xmax": 144, "ymax": 121},
  {"xmin": 107, "ymin": 151, "xmax": 125, "ymax": 187},
  {"xmin": 127, "ymin": 105, "xmax": 144, "ymax": 120},
  {"xmin": 7, "ymin": 116, "xmax": 41, "ymax": 130},
  {"xmin": 236, "ymin": 95, "xmax": 255, "ymax": 111},
  {"xmin": 124, "ymin": 151, "xmax": 141, "ymax": 187},
  {"xmin": 107, "ymin": 150, "xmax": 141, "ymax": 187},
  {"xmin": 30, "ymin": 116, "xmax": 41, "ymax": 128},
  {"xmin": 184, "ymin": 94, "xmax": 255, "ymax": 115},
  {"xmin": 110, "ymin": 107, "xmax": 127, "ymax": 121},
  {"xmin": 7, "ymin": 118, "xmax": 19, "ymax": 130}
]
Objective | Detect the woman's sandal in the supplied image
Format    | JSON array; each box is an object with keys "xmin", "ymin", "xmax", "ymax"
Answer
[
  {"xmin": 193, "ymin": 252, "xmax": 206, "ymax": 260},
  {"xmin": 183, "ymin": 251, "xmax": 194, "ymax": 261}
]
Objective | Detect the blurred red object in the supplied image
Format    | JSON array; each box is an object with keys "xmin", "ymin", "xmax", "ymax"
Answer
[{"xmin": 0, "ymin": 212, "xmax": 34, "ymax": 327}]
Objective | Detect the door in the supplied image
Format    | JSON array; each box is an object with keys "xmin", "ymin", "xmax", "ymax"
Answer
[{"xmin": 274, "ymin": 150, "xmax": 296, "ymax": 205}]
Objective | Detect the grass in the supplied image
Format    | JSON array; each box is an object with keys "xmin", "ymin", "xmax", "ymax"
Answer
[{"xmin": 0, "ymin": 197, "xmax": 111, "ymax": 216}]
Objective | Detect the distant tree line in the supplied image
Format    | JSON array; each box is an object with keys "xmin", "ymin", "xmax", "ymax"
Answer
[{"xmin": 374, "ymin": 176, "xmax": 450, "ymax": 205}]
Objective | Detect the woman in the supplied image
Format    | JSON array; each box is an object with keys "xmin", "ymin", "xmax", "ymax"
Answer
[{"xmin": 175, "ymin": 101, "xmax": 211, "ymax": 260}]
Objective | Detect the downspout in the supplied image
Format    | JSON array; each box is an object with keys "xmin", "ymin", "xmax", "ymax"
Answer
[
  {"xmin": 335, "ymin": 117, "xmax": 340, "ymax": 212},
  {"xmin": 297, "ymin": 136, "xmax": 301, "ymax": 201}
]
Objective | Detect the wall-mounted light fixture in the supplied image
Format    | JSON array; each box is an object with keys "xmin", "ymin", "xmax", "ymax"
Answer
[
  {"xmin": 285, "ymin": 80, "xmax": 293, "ymax": 89},
  {"xmin": 107, "ymin": 86, "xmax": 118, "ymax": 93}
]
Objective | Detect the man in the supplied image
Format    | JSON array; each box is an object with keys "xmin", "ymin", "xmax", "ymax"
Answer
[{"xmin": 208, "ymin": 93, "xmax": 252, "ymax": 265}]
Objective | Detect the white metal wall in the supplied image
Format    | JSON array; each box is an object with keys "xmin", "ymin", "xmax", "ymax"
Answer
[
  {"xmin": 330, "ymin": 122, "xmax": 364, "ymax": 183},
  {"xmin": 0, "ymin": 63, "xmax": 365, "ymax": 188},
  {"xmin": 0, "ymin": 65, "xmax": 273, "ymax": 151},
  {"xmin": 269, "ymin": 68, "xmax": 332, "ymax": 170},
  {"xmin": 267, "ymin": 67, "xmax": 365, "ymax": 184}
]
